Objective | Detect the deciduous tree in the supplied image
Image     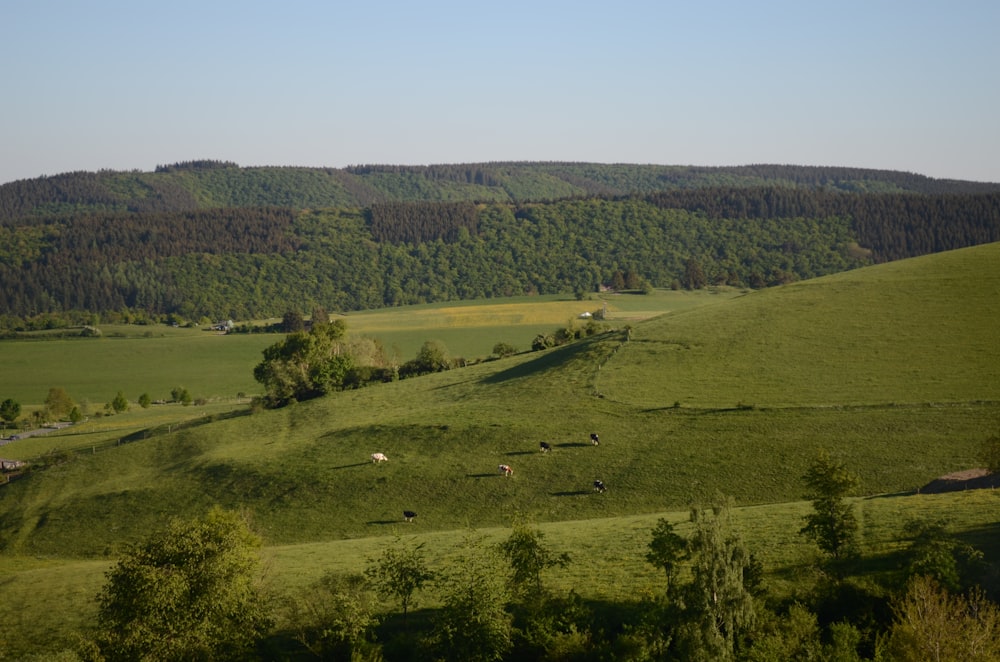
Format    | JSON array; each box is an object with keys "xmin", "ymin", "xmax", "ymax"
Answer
[
  {"xmin": 364, "ymin": 540, "xmax": 434, "ymax": 627},
  {"xmin": 88, "ymin": 507, "xmax": 272, "ymax": 661},
  {"xmin": 800, "ymin": 450, "xmax": 859, "ymax": 561}
]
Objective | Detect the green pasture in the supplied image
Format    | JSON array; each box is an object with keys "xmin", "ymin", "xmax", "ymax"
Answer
[
  {"xmin": 0, "ymin": 289, "xmax": 733, "ymax": 408},
  {"xmin": 0, "ymin": 244, "xmax": 998, "ymax": 658}
]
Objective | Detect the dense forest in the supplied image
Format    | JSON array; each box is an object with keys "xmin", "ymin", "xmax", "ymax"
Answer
[{"xmin": 1, "ymin": 163, "xmax": 998, "ymax": 325}]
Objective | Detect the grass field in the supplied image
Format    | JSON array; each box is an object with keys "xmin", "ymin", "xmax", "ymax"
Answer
[
  {"xmin": 0, "ymin": 289, "xmax": 741, "ymax": 408},
  {"xmin": 0, "ymin": 244, "xmax": 997, "ymax": 658}
]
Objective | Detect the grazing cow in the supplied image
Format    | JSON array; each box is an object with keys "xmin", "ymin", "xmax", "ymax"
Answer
[
  {"xmin": 590, "ymin": 433, "xmax": 600, "ymax": 446},
  {"xmin": 593, "ymin": 480, "xmax": 607, "ymax": 493},
  {"xmin": 498, "ymin": 464, "xmax": 514, "ymax": 477},
  {"xmin": 371, "ymin": 452, "xmax": 388, "ymax": 463},
  {"xmin": 403, "ymin": 510, "xmax": 417, "ymax": 522},
  {"xmin": 539, "ymin": 441, "xmax": 551, "ymax": 453}
]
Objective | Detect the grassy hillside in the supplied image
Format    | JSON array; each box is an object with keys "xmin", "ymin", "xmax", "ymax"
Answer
[
  {"xmin": 600, "ymin": 242, "xmax": 1000, "ymax": 408},
  {"xmin": 1, "ymin": 243, "xmax": 998, "ymax": 658},
  {"xmin": 1, "ymin": 244, "xmax": 996, "ymax": 557}
]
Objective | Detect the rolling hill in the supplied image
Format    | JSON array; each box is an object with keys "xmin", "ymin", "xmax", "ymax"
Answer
[
  {"xmin": 1, "ymin": 162, "xmax": 998, "ymax": 323},
  {"xmin": 1, "ymin": 242, "xmax": 996, "ymax": 560}
]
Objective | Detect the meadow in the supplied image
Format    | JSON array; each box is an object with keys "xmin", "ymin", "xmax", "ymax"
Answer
[
  {"xmin": 0, "ymin": 289, "xmax": 739, "ymax": 409},
  {"xmin": 0, "ymin": 243, "xmax": 998, "ymax": 658}
]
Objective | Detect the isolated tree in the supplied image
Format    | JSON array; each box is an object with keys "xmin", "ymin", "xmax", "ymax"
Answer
[
  {"xmin": 89, "ymin": 507, "xmax": 272, "ymax": 661},
  {"xmin": 44, "ymin": 386, "xmax": 74, "ymax": 420},
  {"xmin": 492, "ymin": 341, "xmax": 518, "ymax": 359},
  {"xmin": 415, "ymin": 339, "xmax": 450, "ymax": 373},
  {"xmin": 0, "ymin": 398, "xmax": 20, "ymax": 428},
  {"xmin": 253, "ymin": 320, "xmax": 352, "ymax": 405},
  {"xmin": 498, "ymin": 522, "xmax": 570, "ymax": 599},
  {"xmin": 646, "ymin": 517, "xmax": 688, "ymax": 597},
  {"xmin": 137, "ymin": 392, "xmax": 151, "ymax": 409},
  {"xmin": 69, "ymin": 406, "xmax": 84, "ymax": 423},
  {"xmin": 800, "ymin": 450, "xmax": 859, "ymax": 560},
  {"xmin": 110, "ymin": 391, "xmax": 129, "ymax": 414},
  {"xmin": 364, "ymin": 540, "xmax": 435, "ymax": 627}
]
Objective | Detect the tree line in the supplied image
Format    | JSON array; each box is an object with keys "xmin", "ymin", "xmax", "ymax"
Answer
[
  {"xmin": 5, "ymin": 162, "xmax": 999, "ymax": 223},
  {"xmin": 0, "ymin": 189, "xmax": 997, "ymax": 325}
]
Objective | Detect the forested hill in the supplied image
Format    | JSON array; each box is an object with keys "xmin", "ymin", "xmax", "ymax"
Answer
[
  {"xmin": 0, "ymin": 162, "xmax": 998, "ymax": 325},
  {"xmin": 2, "ymin": 161, "xmax": 1000, "ymax": 219}
]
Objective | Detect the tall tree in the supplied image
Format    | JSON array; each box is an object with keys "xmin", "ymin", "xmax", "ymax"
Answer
[
  {"xmin": 646, "ymin": 517, "xmax": 688, "ymax": 597},
  {"xmin": 800, "ymin": 450, "xmax": 860, "ymax": 561},
  {"xmin": 677, "ymin": 503, "xmax": 758, "ymax": 662},
  {"xmin": 87, "ymin": 507, "xmax": 272, "ymax": 661}
]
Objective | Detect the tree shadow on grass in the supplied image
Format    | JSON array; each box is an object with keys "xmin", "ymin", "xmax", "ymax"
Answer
[{"xmin": 331, "ymin": 462, "xmax": 370, "ymax": 470}]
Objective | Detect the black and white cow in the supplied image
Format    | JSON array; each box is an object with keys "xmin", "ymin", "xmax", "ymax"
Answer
[
  {"xmin": 590, "ymin": 433, "xmax": 600, "ymax": 446},
  {"xmin": 593, "ymin": 480, "xmax": 607, "ymax": 493},
  {"xmin": 498, "ymin": 464, "xmax": 514, "ymax": 477},
  {"xmin": 403, "ymin": 510, "xmax": 417, "ymax": 522},
  {"xmin": 539, "ymin": 441, "xmax": 551, "ymax": 453}
]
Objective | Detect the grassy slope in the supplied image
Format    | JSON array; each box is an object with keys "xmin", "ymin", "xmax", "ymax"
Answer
[
  {"xmin": 0, "ymin": 290, "xmax": 723, "ymax": 408},
  {"xmin": 1, "ymin": 244, "xmax": 998, "ymax": 655}
]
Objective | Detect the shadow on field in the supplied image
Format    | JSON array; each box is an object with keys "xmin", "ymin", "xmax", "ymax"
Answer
[
  {"xmin": 367, "ymin": 519, "xmax": 404, "ymax": 526},
  {"xmin": 480, "ymin": 335, "xmax": 609, "ymax": 384},
  {"xmin": 118, "ymin": 407, "xmax": 252, "ymax": 445},
  {"xmin": 331, "ymin": 462, "xmax": 370, "ymax": 470},
  {"xmin": 556, "ymin": 442, "xmax": 591, "ymax": 448},
  {"xmin": 505, "ymin": 450, "xmax": 535, "ymax": 456},
  {"xmin": 467, "ymin": 473, "xmax": 501, "ymax": 479},
  {"xmin": 551, "ymin": 490, "xmax": 590, "ymax": 497}
]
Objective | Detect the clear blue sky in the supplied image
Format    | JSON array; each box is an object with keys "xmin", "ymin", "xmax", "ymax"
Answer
[{"xmin": 3, "ymin": 0, "xmax": 998, "ymax": 184}]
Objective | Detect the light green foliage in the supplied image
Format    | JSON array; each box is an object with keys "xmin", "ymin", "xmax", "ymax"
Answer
[
  {"xmin": 744, "ymin": 603, "xmax": 822, "ymax": 662},
  {"xmin": 886, "ymin": 575, "xmax": 1000, "ymax": 662},
  {"xmin": 678, "ymin": 504, "xmax": 758, "ymax": 662},
  {"xmin": 89, "ymin": 507, "xmax": 272, "ymax": 661},
  {"xmin": 364, "ymin": 540, "xmax": 435, "ymax": 626},
  {"xmin": 253, "ymin": 320, "xmax": 352, "ymax": 405},
  {"xmin": 431, "ymin": 535, "xmax": 513, "ymax": 662},
  {"xmin": 44, "ymin": 386, "xmax": 74, "ymax": 420},
  {"xmin": 800, "ymin": 450, "xmax": 860, "ymax": 560}
]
